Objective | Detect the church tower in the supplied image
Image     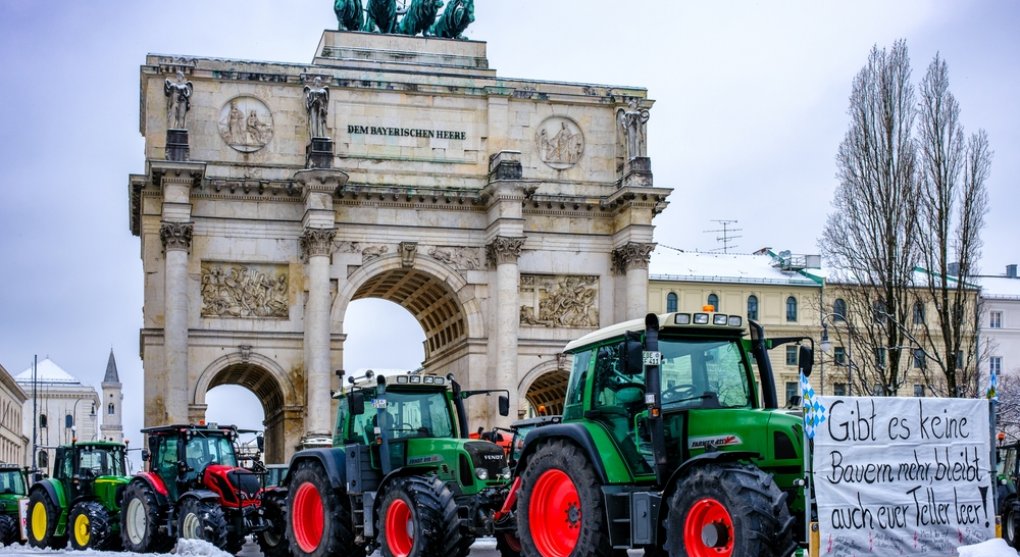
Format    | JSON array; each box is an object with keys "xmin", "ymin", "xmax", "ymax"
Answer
[{"xmin": 100, "ymin": 350, "xmax": 124, "ymax": 443}]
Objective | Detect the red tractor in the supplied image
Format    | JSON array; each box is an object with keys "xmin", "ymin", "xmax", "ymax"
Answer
[{"xmin": 120, "ymin": 423, "xmax": 278, "ymax": 554}]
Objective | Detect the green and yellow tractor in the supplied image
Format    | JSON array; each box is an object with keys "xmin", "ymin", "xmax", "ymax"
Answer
[
  {"xmin": 26, "ymin": 440, "xmax": 131, "ymax": 550},
  {"xmin": 283, "ymin": 371, "xmax": 512, "ymax": 557},
  {"xmin": 510, "ymin": 311, "xmax": 811, "ymax": 557},
  {"xmin": 0, "ymin": 463, "xmax": 27, "ymax": 545}
]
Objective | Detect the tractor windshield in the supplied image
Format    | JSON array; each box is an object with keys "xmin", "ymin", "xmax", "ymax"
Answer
[
  {"xmin": 78, "ymin": 446, "xmax": 126, "ymax": 477},
  {"xmin": 0, "ymin": 470, "xmax": 25, "ymax": 495},
  {"xmin": 352, "ymin": 389, "xmax": 454, "ymax": 442},
  {"xmin": 658, "ymin": 338, "xmax": 752, "ymax": 409},
  {"xmin": 185, "ymin": 434, "xmax": 238, "ymax": 469}
]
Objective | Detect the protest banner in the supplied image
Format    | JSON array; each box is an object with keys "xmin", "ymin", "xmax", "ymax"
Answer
[{"xmin": 811, "ymin": 396, "xmax": 994, "ymax": 556}]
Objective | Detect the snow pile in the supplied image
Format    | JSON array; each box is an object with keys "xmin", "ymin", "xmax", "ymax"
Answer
[
  {"xmin": 173, "ymin": 539, "xmax": 234, "ymax": 557},
  {"xmin": 958, "ymin": 538, "xmax": 1019, "ymax": 557}
]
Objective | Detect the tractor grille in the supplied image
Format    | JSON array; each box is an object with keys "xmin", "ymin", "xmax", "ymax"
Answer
[
  {"xmin": 227, "ymin": 469, "xmax": 262, "ymax": 500},
  {"xmin": 464, "ymin": 441, "xmax": 507, "ymax": 480}
]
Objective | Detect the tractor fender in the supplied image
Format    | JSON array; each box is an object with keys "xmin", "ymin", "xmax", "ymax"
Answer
[
  {"xmin": 30, "ymin": 479, "xmax": 66, "ymax": 510},
  {"xmin": 178, "ymin": 489, "xmax": 222, "ymax": 504},
  {"xmin": 286, "ymin": 447, "xmax": 347, "ymax": 491},
  {"xmin": 515, "ymin": 423, "xmax": 608, "ymax": 484},
  {"xmin": 129, "ymin": 473, "xmax": 170, "ymax": 509}
]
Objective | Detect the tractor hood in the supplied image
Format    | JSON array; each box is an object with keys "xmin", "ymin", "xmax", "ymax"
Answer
[{"xmin": 401, "ymin": 437, "xmax": 509, "ymax": 493}]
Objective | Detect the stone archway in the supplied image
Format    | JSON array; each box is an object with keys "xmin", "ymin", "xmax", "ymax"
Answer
[
  {"xmin": 520, "ymin": 359, "xmax": 571, "ymax": 417},
  {"xmin": 191, "ymin": 353, "xmax": 298, "ymax": 463}
]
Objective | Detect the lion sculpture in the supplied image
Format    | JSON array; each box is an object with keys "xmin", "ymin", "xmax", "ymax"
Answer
[
  {"xmin": 364, "ymin": 0, "xmax": 398, "ymax": 33},
  {"xmin": 397, "ymin": 0, "xmax": 444, "ymax": 36},
  {"xmin": 334, "ymin": 0, "xmax": 364, "ymax": 31},
  {"xmin": 429, "ymin": 0, "xmax": 474, "ymax": 39}
]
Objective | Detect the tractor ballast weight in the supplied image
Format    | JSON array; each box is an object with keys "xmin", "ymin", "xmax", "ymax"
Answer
[
  {"xmin": 283, "ymin": 371, "xmax": 513, "ymax": 557},
  {"xmin": 512, "ymin": 311, "xmax": 812, "ymax": 557}
]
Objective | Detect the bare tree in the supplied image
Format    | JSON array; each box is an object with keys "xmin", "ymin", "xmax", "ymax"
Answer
[
  {"xmin": 996, "ymin": 371, "xmax": 1020, "ymax": 442},
  {"xmin": 914, "ymin": 54, "xmax": 991, "ymax": 397},
  {"xmin": 822, "ymin": 40, "xmax": 920, "ymax": 396}
]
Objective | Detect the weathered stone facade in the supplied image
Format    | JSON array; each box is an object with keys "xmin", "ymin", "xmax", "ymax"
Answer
[{"xmin": 129, "ymin": 32, "xmax": 671, "ymax": 461}]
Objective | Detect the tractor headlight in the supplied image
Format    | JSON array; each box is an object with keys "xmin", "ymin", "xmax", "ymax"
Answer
[{"xmin": 475, "ymin": 468, "xmax": 489, "ymax": 481}]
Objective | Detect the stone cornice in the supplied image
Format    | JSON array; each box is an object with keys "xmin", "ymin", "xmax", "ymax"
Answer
[
  {"xmin": 160, "ymin": 221, "xmax": 194, "ymax": 252},
  {"xmin": 612, "ymin": 242, "xmax": 655, "ymax": 274},
  {"xmin": 300, "ymin": 227, "xmax": 336, "ymax": 261},
  {"xmin": 294, "ymin": 169, "xmax": 350, "ymax": 198},
  {"xmin": 487, "ymin": 236, "xmax": 526, "ymax": 266},
  {"xmin": 603, "ymin": 185, "xmax": 672, "ymax": 216},
  {"xmin": 148, "ymin": 160, "xmax": 206, "ymax": 188}
]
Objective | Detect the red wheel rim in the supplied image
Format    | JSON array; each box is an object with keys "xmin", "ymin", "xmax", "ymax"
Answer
[
  {"xmin": 684, "ymin": 497, "xmax": 734, "ymax": 556},
  {"xmin": 528, "ymin": 469, "xmax": 581, "ymax": 557},
  {"xmin": 292, "ymin": 482, "xmax": 324, "ymax": 553},
  {"xmin": 385, "ymin": 498, "xmax": 414, "ymax": 557}
]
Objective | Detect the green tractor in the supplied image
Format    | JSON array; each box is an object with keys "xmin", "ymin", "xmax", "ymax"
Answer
[
  {"xmin": 26, "ymin": 440, "xmax": 130, "ymax": 550},
  {"xmin": 997, "ymin": 442, "xmax": 1020, "ymax": 547},
  {"xmin": 284, "ymin": 371, "xmax": 512, "ymax": 557},
  {"xmin": 510, "ymin": 311, "xmax": 811, "ymax": 557},
  {"xmin": 0, "ymin": 463, "xmax": 28, "ymax": 545}
]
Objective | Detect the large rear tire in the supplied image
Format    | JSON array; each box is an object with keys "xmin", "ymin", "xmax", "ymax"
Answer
[
  {"xmin": 665, "ymin": 463, "xmax": 795, "ymax": 557},
  {"xmin": 1005, "ymin": 500, "xmax": 1020, "ymax": 548},
  {"xmin": 121, "ymin": 480, "xmax": 172, "ymax": 553},
  {"xmin": 517, "ymin": 440, "xmax": 612, "ymax": 557},
  {"xmin": 256, "ymin": 491, "xmax": 289, "ymax": 557},
  {"xmin": 0, "ymin": 514, "xmax": 19, "ymax": 545},
  {"xmin": 377, "ymin": 475, "xmax": 470, "ymax": 557},
  {"xmin": 69, "ymin": 500, "xmax": 115, "ymax": 550},
  {"xmin": 285, "ymin": 460, "xmax": 364, "ymax": 557},
  {"xmin": 27, "ymin": 489, "xmax": 65, "ymax": 549},
  {"xmin": 177, "ymin": 498, "xmax": 229, "ymax": 550}
]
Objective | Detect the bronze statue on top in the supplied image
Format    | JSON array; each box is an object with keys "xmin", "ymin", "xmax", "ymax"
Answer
[{"xmin": 334, "ymin": 0, "xmax": 473, "ymax": 39}]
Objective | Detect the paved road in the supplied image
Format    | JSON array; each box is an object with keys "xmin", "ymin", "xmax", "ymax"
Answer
[{"xmin": 237, "ymin": 537, "xmax": 502, "ymax": 557}]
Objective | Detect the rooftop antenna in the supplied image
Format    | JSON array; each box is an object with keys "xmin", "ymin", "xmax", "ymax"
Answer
[{"xmin": 704, "ymin": 220, "xmax": 742, "ymax": 254}]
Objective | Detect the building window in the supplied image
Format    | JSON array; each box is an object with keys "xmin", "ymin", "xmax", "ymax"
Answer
[
  {"xmin": 786, "ymin": 296, "xmax": 798, "ymax": 322},
  {"xmin": 874, "ymin": 347, "xmax": 886, "ymax": 368},
  {"xmin": 39, "ymin": 414, "xmax": 47, "ymax": 429},
  {"xmin": 873, "ymin": 300, "xmax": 887, "ymax": 323},
  {"xmin": 833, "ymin": 298, "xmax": 847, "ymax": 321},
  {"xmin": 913, "ymin": 349, "xmax": 926, "ymax": 369},
  {"xmin": 65, "ymin": 414, "xmax": 73, "ymax": 428},
  {"xmin": 913, "ymin": 302, "xmax": 925, "ymax": 325},
  {"xmin": 707, "ymin": 293, "xmax": 719, "ymax": 311},
  {"xmin": 834, "ymin": 347, "xmax": 846, "ymax": 366},
  {"xmin": 786, "ymin": 346, "xmax": 798, "ymax": 366},
  {"xmin": 666, "ymin": 292, "xmax": 678, "ymax": 313},
  {"xmin": 914, "ymin": 384, "xmax": 925, "ymax": 397},
  {"xmin": 833, "ymin": 383, "xmax": 846, "ymax": 396},
  {"xmin": 108, "ymin": 403, "xmax": 115, "ymax": 415},
  {"xmin": 747, "ymin": 295, "xmax": 759, "ymax": 321},
  {"xmin": 991, "ymin": 357, "xmax": 1002, "ymax": 375},
  {"xmin": 991, "ymin": 311, "xmax": 1003, "ymax": 329},
  {"xmin": 785, "ymin": 381, "xmax": 798, "ymax": 404}
]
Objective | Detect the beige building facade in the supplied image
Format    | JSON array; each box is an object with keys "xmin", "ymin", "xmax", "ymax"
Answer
[
  {"xmin": 0, "ymin": 363, "xmax": 28, "ymax": 466},
  {"xmin": 129, "ymin": 32, "xmax": 671, "ymax": 461}
]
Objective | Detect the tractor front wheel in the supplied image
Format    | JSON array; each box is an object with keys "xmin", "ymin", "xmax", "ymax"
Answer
[
  {"xmin": 69, "ymin": 500, "xmax": 115, "ymax": 550},
  {"xmin": 27, "ymin": 489, "xmax": 65, "ymax": 549},
  {"xmin": 256, "ymin": 490, "xmax": 289, "ymax": 557},
  {"xmin": 285, "ymin": 460, "xmax": 364, "ymax": 557},
  {"xmin": 517, "ymin": 440, "xmax": 611, "ymax": 557},
  {"xmin": 0, "ymin": 514, "xmax": 19, "ymax": 545},
  {"xmin": 377, "ymin": 475, "xmax": 468, "ymax": 557},
  {"xmin": 666, "ymin": 463, "xmax": 795, "ymax": 557},
  {"xmin": 177, "ymin": 498, "xmax": 229, "ymax": 549},
  {"xmin": 121, "ymin": 480, "xmax": 171, "ymax": 553}
]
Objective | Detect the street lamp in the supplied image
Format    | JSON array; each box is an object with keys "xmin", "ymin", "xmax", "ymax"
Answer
[{"xmin": 820, "ymin": 313, "xmax": 854, "ymax": 396}]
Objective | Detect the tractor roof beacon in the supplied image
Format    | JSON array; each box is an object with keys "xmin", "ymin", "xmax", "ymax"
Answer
[
  {"xmin": 280, "ymin": 370, "xmax": 514, "ymax": 557},
  {"xmin": 25, "ymin": 440, "xmax": 130, "ymax": 551},
  {"xmin": 120, "ymin": 423, "xmax": 269, "ymax": 554},
  {"xmin": 511, "ymin": 311, "xmax": 813, "ymax": 557}
]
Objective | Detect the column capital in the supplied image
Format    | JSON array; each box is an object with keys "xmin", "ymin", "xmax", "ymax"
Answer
[
  {"xmin": 487, "ymin": 236, "xmax": 526, "ymax": 266},
  {"xmin": 300, "ymin": 227, "xmax": 336, "ymax": 261},
  {"xmin": 160, "ymin": 221, "xmax": 193, "ymax": 252},
  {"xmin": 612, "ymin": 242, "xmax": 655, "ymax": 274}
]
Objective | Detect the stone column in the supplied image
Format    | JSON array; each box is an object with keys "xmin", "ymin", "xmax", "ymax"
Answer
[
  {"xmin": 613, "ymin": 242, "xmax": 655, "ymax": 320},
  {"xmin": 488, "ymin": 236, "xmax": 526, "ymax": 422},
  {"xmin": 295, "ymin": 169, "xmax": 347, "ymax": 448},
  {"xmin": 160, "ymin": 221, "xmax": 193, "ymax": 424}
]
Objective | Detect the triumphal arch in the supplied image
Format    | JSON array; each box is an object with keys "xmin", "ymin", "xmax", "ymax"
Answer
[{"xmin": 129, "ymin": 24, "xmax": 671, "ymax": 461}]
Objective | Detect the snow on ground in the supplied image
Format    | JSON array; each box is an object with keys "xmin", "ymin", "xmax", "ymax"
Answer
[{"xmin": 960, "ymin": 539, "xmax": 1020, "ymax": 557}]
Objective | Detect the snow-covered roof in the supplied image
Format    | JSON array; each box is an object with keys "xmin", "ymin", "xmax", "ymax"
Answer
[
  {"xmin": 976, "ymin": 276, "xmax": 1020, "ymax": 299},
  {"xmin": 648, "ymin": 249, "xmax": 820, "ymax": 287},
  {"xmin": 14, "ymin": 358, "xmax": 81, "ymax": 385}
]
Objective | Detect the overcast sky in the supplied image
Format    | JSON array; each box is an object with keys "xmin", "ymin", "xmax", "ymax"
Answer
[{"xmin": 0, "ymin": 1, "xmax": 1017, "ymax": 446}]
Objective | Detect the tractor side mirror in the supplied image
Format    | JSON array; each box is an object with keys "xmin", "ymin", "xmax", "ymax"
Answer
[
  {"xmin": 257, "ymin": 433, "xmax": 265, "ymax": 453},
  {"xmin": 799, "ymin": 345, "xmax": 814, "ymax": 377},
  {"xmin": 623, "ymin": 337, "xmax": 644, "ymax": 375},
  {"xmin": 350, "ymin": 392, "xmax": 365, "ymax": 416},
  {"xmin": 140, "ymin": 449, "xmax": 150, "ymax": 462},
  {"xmin": 37, "ymin": 450, "xmax": 48, "ymax": 470},
  {"xmin": 498, "ymin": 395, "xmax": 510, "ymax": 417}
]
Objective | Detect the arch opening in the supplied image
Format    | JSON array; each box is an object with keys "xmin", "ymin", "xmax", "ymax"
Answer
[
  {"xmin": 199, "ymin": 363, "xmax": 286, "ymax": 462},
  {"xmin": 524, "ymin": 369, "xmax": 570, "ymax": 417}
]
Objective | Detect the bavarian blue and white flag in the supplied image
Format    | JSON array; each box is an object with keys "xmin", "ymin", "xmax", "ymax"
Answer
[{"xmin": 800, "ymin": 372, "xmax": 826, "ymax": 440}]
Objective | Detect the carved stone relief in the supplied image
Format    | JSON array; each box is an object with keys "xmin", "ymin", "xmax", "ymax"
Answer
[
  {"xmin": 334, "ymin": 240, "xmax": 362, "ymax": 254},
  {"xmin": 536, "ymin": 116, "xmax": 584, "ymax": 170},
  {"xmin": 400, "ymin": 242, "xmax": 417, "ymax": 268},
  {"xmin": 520, "ymin": 274, "xmax": 599, "ymax": 328},
  {"xmin": 219, "ymin": 96, "xmax": 274, "ymax": 153},
  {"xmin": 428, "ymin": 246, "xmax": 483, "ymax": 270},
  {"xmin": 362, "ymin": 245, "xmax": 390, "ymax": 262},
  {"xmin": 201, "ymin": 262, "xmax": 289, "ymax": 319}
]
